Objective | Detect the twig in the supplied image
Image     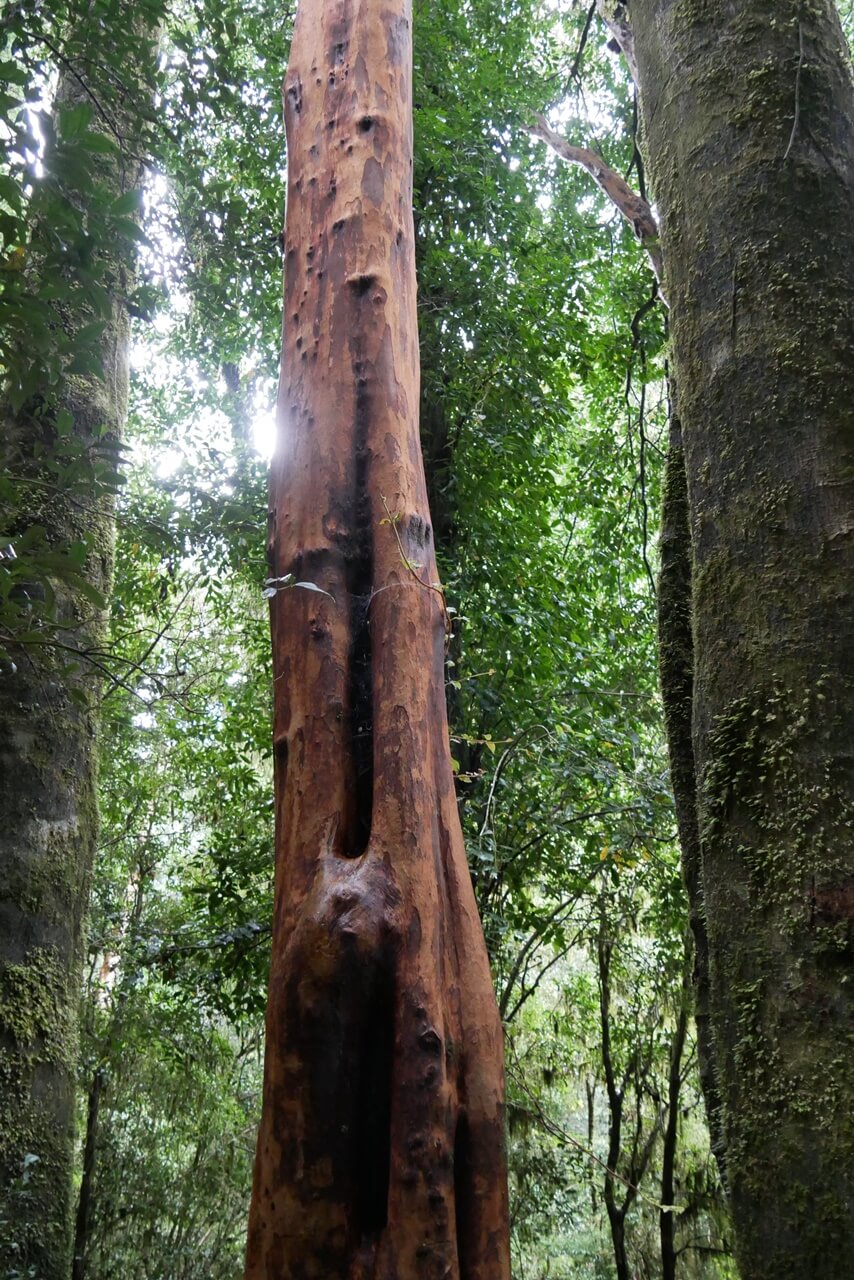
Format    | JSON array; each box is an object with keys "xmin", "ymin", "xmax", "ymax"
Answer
[
  {"xmin": 568, "ymin": 1, "xmax": 598, "ymax": 86},
  {"xmin": 506, "ymin": 1055, "xmax": 684, "ymax": 1214},
  {"xmin": 379, "ymin": 494, "xmax": 452, "ymax": 637},
  {"xmin": 478, "ymin": 724, "xmax": 552, "ymax": 845},
  {"xmin": 2, "ymin": 631, "xmax": 150, "ymax": 703},
  {"xmin": 101, "ymin": 578, "xmax": 199, "ymax": 700},
  {"xmin": 34, "ymin": 33, "xmax": 125, "ymax": 148}
]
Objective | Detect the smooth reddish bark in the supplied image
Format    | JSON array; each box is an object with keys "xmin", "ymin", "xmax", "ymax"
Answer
[{"xmin": 243, "ymin": 1, "xmax": 510, "ymax": 1276}]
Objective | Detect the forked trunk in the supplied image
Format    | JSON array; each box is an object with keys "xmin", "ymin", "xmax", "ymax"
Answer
[{"xmin": 243, "ymin": 1, "xmax": 510, "ymax": 1276}]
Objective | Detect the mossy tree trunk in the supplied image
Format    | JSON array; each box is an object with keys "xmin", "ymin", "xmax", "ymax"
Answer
[
  {"xmin": 626, "ymin": 1, "xmax": 854, "ymax": 1273},
  {"xmin": 243, "ymin": 0, "xmax": 510, "ymax": 1276},
  {"xmin": 0, "ymin": 22, "xmax": 157, "ymax": 1277}
]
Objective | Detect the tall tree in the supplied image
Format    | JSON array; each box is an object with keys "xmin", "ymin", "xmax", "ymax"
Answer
[
  {"xmin": 0, "ymin": 7, "xmax": 160, "ymax": 1273},
  {"xmin": 243, "ymin": 0, "xmax": 510, "ymax": 1275},
  {"xmin": 612, "ymin": 0, "xmax": 854, "ymax": 1272}
]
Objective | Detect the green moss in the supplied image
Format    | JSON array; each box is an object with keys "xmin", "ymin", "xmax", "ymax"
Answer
[
  {"xmin": 634, "ymin": 0, "xmax": 854, "ymax": 1268},
  {"xmin": 0, "ymin": 948, "xmax": 79, "ymax": 1280},
  {"xmin": 0, "ymin": 949, "xmax": 76, "ymax": 1069}
]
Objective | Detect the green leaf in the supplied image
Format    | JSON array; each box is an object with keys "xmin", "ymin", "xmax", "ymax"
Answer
[
  {"xmin": 58, "ymin": 102, "xmax": 95, "ymax": 140},
  {"xmin": 80, "ymin": 131, "xmax": 119, "ymax": 155},
  {"xmin": 0, "ymin": 174, "xmax": 23, "ymax": 210},
  {"xmin": 73, "ymin": 577, "xmax": 108, "ymax": 610},
  {"xmin": 111, "ymin": 189, "xmax": 144, "ymax": 216}
]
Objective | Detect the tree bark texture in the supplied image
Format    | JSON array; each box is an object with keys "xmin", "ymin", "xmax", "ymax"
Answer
[
  {"xmin": 0, "ymin": 259, "xmax": 124, "ymax": 1271},
  {"xmin": 659, "ymin": 945, "xmax": 689, "ymax": 1280},
  {"xmin": 243, "ymin": 1, "xmax": 510, "ymax": 1277},
  {"xmin": 656, "ymin": 407, "xmax": 724, "ymax": 1185},
  {"xmin": 629, "ymin": 1, "xmax": 854, "ymax": 1273},
  {"xmin": 0, "ymin": 27, "xmax": 155, "ymax": 1277}
]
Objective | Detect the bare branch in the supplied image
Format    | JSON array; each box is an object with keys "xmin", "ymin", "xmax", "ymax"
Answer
[{"xmin": 523, "ymin": 112, "xmax": 666, "ymax": 294}]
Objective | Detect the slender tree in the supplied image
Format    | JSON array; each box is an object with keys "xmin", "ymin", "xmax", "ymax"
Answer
[
  {"xmin": 243, "ymin": 0, "xmax": 510, "ymax": 1275},
  {"xmin": 0, "ymin": 11, "xmax": 160, "ymax": 1274},
  {"xmin": 609, "ymin": 0, "xmax": 854, "ymax": 1272}
]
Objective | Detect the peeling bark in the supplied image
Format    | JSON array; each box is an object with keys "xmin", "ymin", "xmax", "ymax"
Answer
[
  {"xmin": 243, "ymin": 1, "xmax": 510, "ymax": 1276},
  {"xmin": 597, "ymin": 1, "xmax": 638, "ymax": 85}
]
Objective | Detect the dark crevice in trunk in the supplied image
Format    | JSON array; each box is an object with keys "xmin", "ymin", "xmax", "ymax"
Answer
[
  {"xmin": 348, "ymin": 368, "xmax": 375, "ymax": 858},
  {"xmin": 353, "ymin": 964, "xmax": 394, "ymax": 1234},
  {"xmin": 274, "ymin": 736, "xmax": 289, "ymax": 793},
  {"xmin": 453, "ymin": 1111, "xmax": 471, "ymax": 1275}
]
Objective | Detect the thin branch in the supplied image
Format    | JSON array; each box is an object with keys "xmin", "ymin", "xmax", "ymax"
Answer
[
  {"xmin": 523, "ymin": 112, "xmax": 666, "ymax": 295},
  {"xmin": 478, "ymin": 723, "xmax": 552, "ymax": 845},
  {"xmin": 627, "ymin": 90, "xmax": 647, "ymax": 200},
  {"xmin": 101, "ymin": 578, "xmax": 199, "ymax": 701},
  {"xmin": 498, "ymin": 898, "xmax": 585, "ymax": 1019},
  {"xmin": 34, "ymin": 33, "xmax": 125, "ymax": 147},
  {"xmin": 637, "ymin": 371, "xmax": 656, "ymax": 598},
  {"xmin": 675, "ymin": 1242, "xmax": 733, "ymax": 1260},
  {"xmin": 506, "ymin": 1056, "xmax": 684, "ymax": 1214},
  {"xmin": 626, "ymin": 288, "xmax": 660, "ymax": 598},
  {"xmin": 568, "ymin": 1, "xmax": 598, "ymax": 86},
  {"xmin": 503, "ymin": 932, "xmax": 584, "ymax": 1024},
  {"xmin": 140, "ymin": 923, "xmax": 271, "ymax": 970}
]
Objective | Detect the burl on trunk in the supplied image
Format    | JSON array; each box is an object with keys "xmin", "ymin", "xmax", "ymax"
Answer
[{"xmin": 243, "ymin": 1, "xmax": 510, "ymax": 1277}]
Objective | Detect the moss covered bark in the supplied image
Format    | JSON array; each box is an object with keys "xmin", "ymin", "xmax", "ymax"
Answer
[
  {"xmin": 0, "ymin": 26, "xmax": 157, "ymax": 1277},
  {"xmin": 629, "ymin": 1, "xmax": 854, "ymax": 1274}
]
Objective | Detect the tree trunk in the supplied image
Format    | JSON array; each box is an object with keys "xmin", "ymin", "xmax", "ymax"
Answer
[
  {"xmin": 72, "ymin": 1065, "xmax": 105, "ymax": 1280},
  {"xmin": 659, "ymin": 945, "xmax": 689, "ymax": 1280},
  {"xmin": 0, "ymin": 24, "xmax": 155, "ymax": 1276},
  {"xmin": 605, "ymin": 1205, "xmax": 629, "ymax": 1280},
  {"xmin": 597, "ymin": 934, "xmax": 630, "ymax": 1280},
  {"xmin": 628, "ymin": 0, "xmax": 854, "ymax": 1272},
  {"xmin": 657, "ymin": 404, "xmax": 725, "ymax": 1185},
  {"xmin": 243, "ymin": 0, "xmax": 510, "ymax": 1276}
]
